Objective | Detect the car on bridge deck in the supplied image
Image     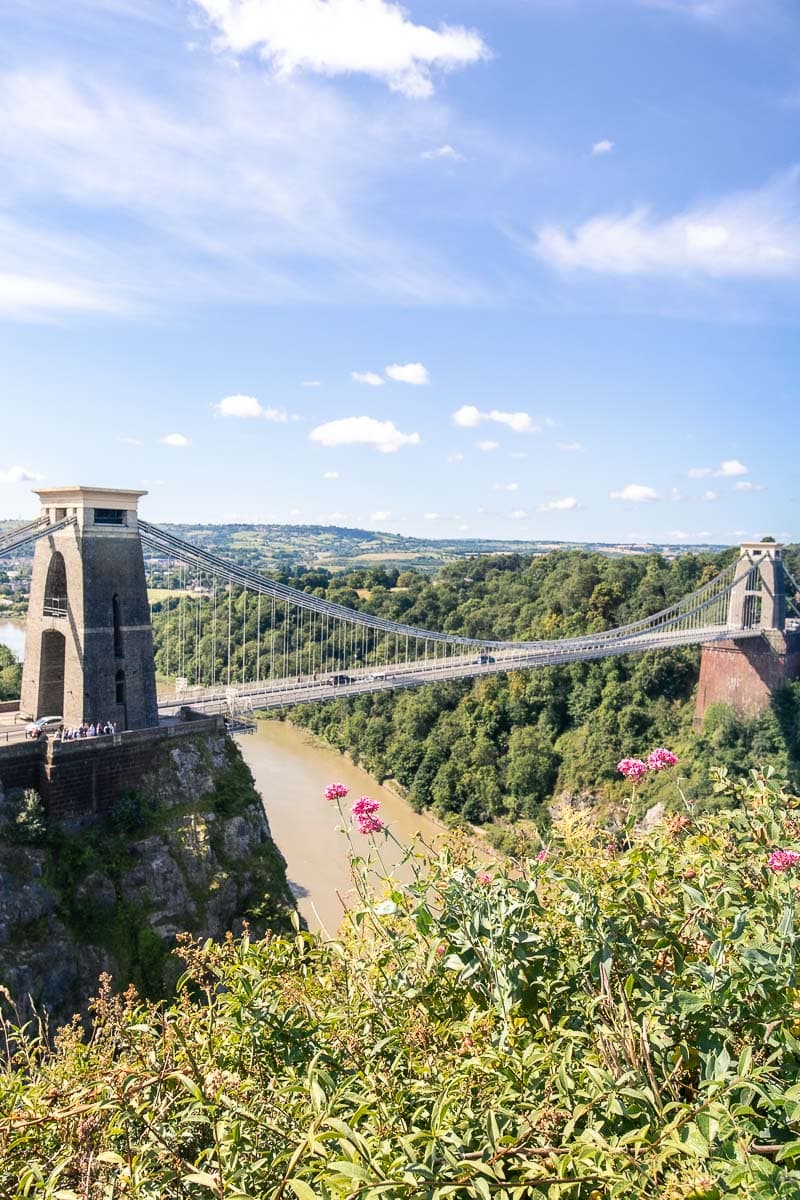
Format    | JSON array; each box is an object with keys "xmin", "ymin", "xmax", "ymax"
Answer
[
  {"xmin": 329, "ymin": 673, "xmax": 354, "ymax": 685},
  {"xmin": 366, "ymin": 671, "xmax": 389, "ymax": 681},
  {"xmin": 473, "ymin": 654, "xmax": 496, "ymax": 665},
  {"xmin": 25, "ymin": 715, "xmax": 64, "ymax": 738}
]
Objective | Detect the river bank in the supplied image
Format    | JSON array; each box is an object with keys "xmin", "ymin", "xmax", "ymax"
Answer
[{"xmin": 238, "ymin": 718, "xmax": 448, "ymax": 934}]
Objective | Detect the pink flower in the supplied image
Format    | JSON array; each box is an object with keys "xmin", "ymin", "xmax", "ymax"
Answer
[
  {"xmin": 477, "ymin": 871, "xmax": 492, "ymax": 886},
  {"xmin": 647, "ymin": 748, "xmax": 678, "ymax": 772},
  {"xmin": 435, "ymin": 942, "xmax": 446, "ymax": 957},
  {"xmin": 324, "ymin": 783, "xmax": 349, "ymax": 802},
  {"xmin": 767, "ymin": 849, "xmax": 800, "ymax": 873},
  {"xmin": 351, "ymin": 795, "xmax": 385, "ymax": 835},
  {"xmin": 617, "ymin": 757, "xmax": 648, "ymax": 781},
  {"xmin": 536, "ymin": 849, "xmax": 549, "ymax": 863}
]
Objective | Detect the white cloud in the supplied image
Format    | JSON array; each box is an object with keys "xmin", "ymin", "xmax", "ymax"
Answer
[
  {"xmin": 385, "ymin": 362, "xmax": 429, "ymax": 385},
  {"xmin": 309, "ymin": 415, "xmax": 421, "ymax": 453},
  {"xmin": 302, "ymin": 380, "xmax": 321, "ymax": 387},
  {"xmin": 533, "ymin": 170, "xmax": 800, "ymax": 279},
  {"xmin": 0, "ymin": 465, "xmax": 44, "ymax": 483},
  {"xmin": 452, "ymin": 405, "xmax": 540, "ymax": 433},
  {"xmin": 735, "ymin": 480, "xmax": 767, "ymax": 492},
  {"xmin": 161, "ymin": 433, "xmax": 191, "ymax": 447},
  {"xmin": 371, "ymin": 509, "xmax": 392, "ymax": 521},
  {"xmin": 446, "ymin": 451, "xmax": 464, "ymax": 463},
  {"xmin": 703, "ymin": 489, "xmax": 719, "ymax": 501},
  {"xmin": 557, "ymin": 441, "xmax": 584, "ymax": 452},
  {"xmin": 591, "ymin": 139, "xmax": 614, "ymax": 156},
  {"xmin": 324, "ymin": 511, "xmax": 348, "ymax": 521},
  {"xmin": 421, "ymin": 143, "xmax": 464, "ymax": 161},
  {"xmin": 115, "ymin": 436, "xmax": 142, "ymax": 446},
  {"xmin": 457, "ymin": 522, "xmax": 469, "ymax": 531},
  {"xmin": 190, "ymin": 0, "xmax": 490, "ymax": 98},
  {"xmin": 718, "ymin": 458, "xmax": 749, "ymax": 477},
  {"xmin": 476, "ymin": 440, "xmax": 500, "ymax": 452},
  {"xmin": 214, "ymin": 393, "xmax": 290, "ymax": 421},
  {"xmin": 424, "ymin": 512, "xmax": 439, "ymax": 521},
  {"xmin": 509, "ymin": 509, "xmax": 528, "ymax": 520},
  {"xmin": 351, "ymin": 371, "xmax": 385, "ymax": 387},
  {"xmin": 492, "ymin": 482, "xmax": 519, "ymax": 492},
  {"xmin": 322, "ymin": 470, "xmax": 340, "ymax": 480},
  {"xmin": 538, "ymin": 496, "xmax": 581, "ymax": 511},
  {"xmin": 610, "ymin": 483, "xmax": 660, "ymax": 502},
  {"xmin": 689, "ymin": 458, "xmax": 749, "ymax": 479}
]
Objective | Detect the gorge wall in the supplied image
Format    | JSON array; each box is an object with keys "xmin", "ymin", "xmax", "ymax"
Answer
[{"xmin": 0, "ymin": 729, "xmax": 295, "ymax": 1027}]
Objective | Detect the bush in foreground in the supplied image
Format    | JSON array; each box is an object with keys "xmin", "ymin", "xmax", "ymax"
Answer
[{"xmin": 3, "ymin": 767, "xmax": 800, "ymax": 1198}]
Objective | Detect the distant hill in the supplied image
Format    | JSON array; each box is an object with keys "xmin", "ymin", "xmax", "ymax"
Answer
[{"xmin": 2, "ymin": 517, "xmax": 730, "ymax": 572}]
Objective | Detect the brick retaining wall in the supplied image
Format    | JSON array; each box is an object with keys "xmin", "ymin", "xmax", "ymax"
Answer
[{"xmin": 0, "ymin": 714, "xmax": 226, "ymax": 823}]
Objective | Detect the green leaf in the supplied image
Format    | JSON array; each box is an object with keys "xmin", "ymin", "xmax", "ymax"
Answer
[
  {"xmin": 182, "ymin": 1171, "xmax": 220, "ymax": 1191},
  {"xmin": 288, "ymin": 1183, "xmax": 320, "ymax": 1200}
]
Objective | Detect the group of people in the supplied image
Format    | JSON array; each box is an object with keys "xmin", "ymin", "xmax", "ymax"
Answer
[{"xmin": 58, "ymin": 721, "xmax": 117, "ymax": 741}]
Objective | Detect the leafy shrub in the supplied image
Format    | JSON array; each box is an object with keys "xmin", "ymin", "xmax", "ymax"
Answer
[{"xmin": 3, "ymin": 766, "xmax": 800, "ymax": 1197}]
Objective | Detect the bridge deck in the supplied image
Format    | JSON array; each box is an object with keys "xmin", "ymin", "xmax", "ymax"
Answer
[{"xmin": 158, "ymin": 625, "xmax": 763, "ymax": 716}]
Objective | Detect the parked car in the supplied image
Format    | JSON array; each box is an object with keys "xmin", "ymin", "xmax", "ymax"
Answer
[
  {"xmin": 26, "ymin": 715, "xmax": 63, "ymax": 738},
  {"xmin": 329, "ymin": 674, "xmax": 354, "ymax": 685},
  {"xmin": 473, "ymin": 654, "xmax": 496, "ymax": 665}
]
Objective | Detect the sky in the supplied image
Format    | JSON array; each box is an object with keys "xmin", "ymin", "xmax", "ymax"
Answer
[{"xmin": 0, "ymin": 0, "xmax": 799, "ymax": 545}]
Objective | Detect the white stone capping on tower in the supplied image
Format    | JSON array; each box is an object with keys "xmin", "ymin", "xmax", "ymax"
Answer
[{"xmin": 33, "ymin": 485, "xmax": 148, "ymax": 532}]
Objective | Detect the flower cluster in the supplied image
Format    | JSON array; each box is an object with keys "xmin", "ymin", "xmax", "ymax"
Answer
[
  {"xmin": 647, "ymin": 748, "xmax": 678, "ymax": 772},
  {"xmin": 536, "ymin": 849, "xmax": 550, "ymax": 863},
  {"xmin": 352, "ymin": 795, "xmax": 385, "ymax": 835},
  {"xmin": 476, "ymin": 871, "xmax": 492, "ymax": 886},
  {"xmin": 617, "ymin": 748, "xmax": 679, "ymax": 781},
  {"xmin": 324, "ymin": 783, "xmax": 349, "ymax": 802},
  {"xmin": 767, "ymin": 848, "xmax": 800, "ymax": 873},
  {"xmin": 617, "ymin": 757, "xmax": 648, "ymax": 781}
]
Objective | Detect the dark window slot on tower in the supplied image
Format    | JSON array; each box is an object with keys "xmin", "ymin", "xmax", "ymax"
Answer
[
  {"xmin": 112, "ymin": 593, "xmax": 124, "ymax": 657},
  {"xmin": 115, "ymin": 669, "xmax": 126, "ymax": 705},
  {"xmin": 94, "ymin": 508, "xmax": 127, "ymax": 526}
]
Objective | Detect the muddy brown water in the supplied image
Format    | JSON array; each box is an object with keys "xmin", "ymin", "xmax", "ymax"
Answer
[{"xmin": 238, "ymin": 719, "xmax": 445, "ymax": 934}]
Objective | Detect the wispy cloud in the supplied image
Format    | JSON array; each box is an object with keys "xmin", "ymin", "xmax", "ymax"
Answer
[
  {"xmin": 453, "ymin": 405, "xmax": 540, "ymax": 433},
  {"xmin": 688, "ymin": 458, "xmax": 748, "ymax": 478},
  {"xmin": 309, "ymin": 415, "xmax": 421, "ymax": 453},
  {"xmin": 538, "ymin": 496, "xmax": 581, "ymax": 511},
  {"xmin": 214, "ymin": 393, "xmax": 290, "ymax": 420},
  {"xmin": 476, "ymin": 440, "xmax": 500, "ymax": 452},
  {"xmin": 351, "ymin": 371, "xmax": 385, "ymax": 387},
  {"xmin": 492, "ymin": 482, "xmax": 519, "ymax": 492},
  {"xmin": 591, "ymin": 139, "xmax": 614, "ymax": 156},
  {"xmin": 0, "ymin": 64, "xmax": 487, "ymax": 319},
  {"xmin": 161, "ymin": 432, "xmax": 191, "ymax": 447},
  {"xmin": 189, "ymin": 0, "xmax": 490, "ymax": 99},
  {"xmin": 0, "ymin": 464, "xmax": 44, "ymax": 483},
  {"xmin": 421, "ymin": 143, "xmax": 464, "ymax": 161},
  {"xmin": 533, "ymin": 170, "xmax": 800, "ymax": 279},
  {"xmin": 735, "ymin": 480, "xmax": 767, "ymax": 492}
]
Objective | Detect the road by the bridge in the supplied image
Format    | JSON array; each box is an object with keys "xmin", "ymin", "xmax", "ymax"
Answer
[{"xmin": 158, "ymin": 623, "xmax": 761, "ymax": 717}]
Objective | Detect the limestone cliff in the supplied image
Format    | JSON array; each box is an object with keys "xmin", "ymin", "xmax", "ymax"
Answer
[{"xmin": 0, "ymin": 731, "xmax": 295, "ymax": 1027}]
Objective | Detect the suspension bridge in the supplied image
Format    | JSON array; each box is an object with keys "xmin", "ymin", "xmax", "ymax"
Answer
[{"xmin": 1, "ymin": 486, "xmax": 797, "ymax": 733}]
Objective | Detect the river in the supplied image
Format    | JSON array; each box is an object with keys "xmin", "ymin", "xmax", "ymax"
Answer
[
  {"xmin": 0, "ymin": 618, "xmax": 25, "ymax": 662},
  {"xmin": 0, "ymin": 619, "xmax": 443, "ymax": 933},
  {"xmin": 238, "ymin": 720, "xmax": 444, "ymax": 934}
]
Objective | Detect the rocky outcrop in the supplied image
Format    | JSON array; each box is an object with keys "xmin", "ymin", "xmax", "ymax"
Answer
[{"xmin": 0, "ymin": 731, "xmax": 295, "ymax": 1027}]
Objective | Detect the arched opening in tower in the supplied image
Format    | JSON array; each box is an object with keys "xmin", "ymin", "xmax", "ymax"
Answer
[
  {"xmin": 38, "ymin": 629, "xmax": 66, "ymax": 717},
  {"xmin": 43, "ymin": 552, "xmax": 68, "ymax": 619}
]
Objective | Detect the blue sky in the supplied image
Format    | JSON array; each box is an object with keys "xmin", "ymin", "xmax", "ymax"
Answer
[{"xmin": 1, "ymin": 0, "xmax": 798, "ymax": 543}]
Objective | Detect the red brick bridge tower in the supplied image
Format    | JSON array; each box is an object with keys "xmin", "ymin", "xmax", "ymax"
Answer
[{"xmin": 695, "ymin": 541, "xmax": 800, "ymax": 724}]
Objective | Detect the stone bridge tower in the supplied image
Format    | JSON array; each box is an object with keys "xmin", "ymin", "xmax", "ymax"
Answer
[{"xmin": 20, "ymin": 486, "xmax": 158, "ymax": 731}]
